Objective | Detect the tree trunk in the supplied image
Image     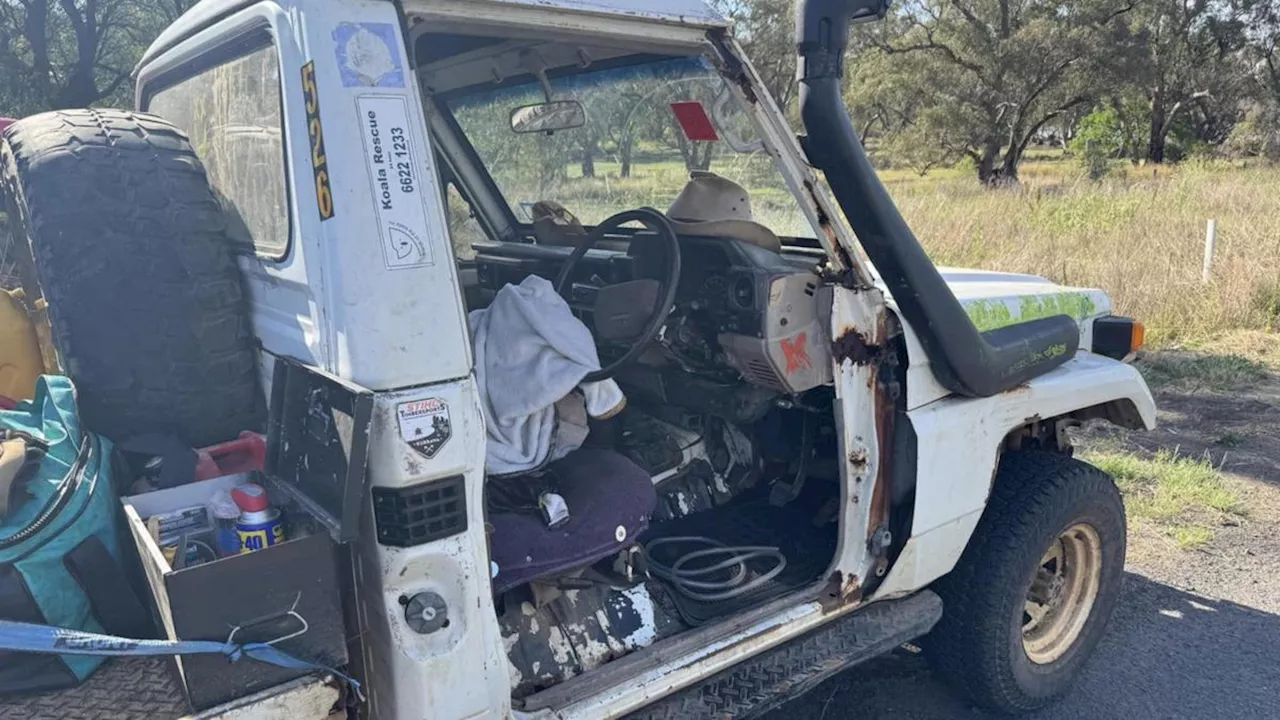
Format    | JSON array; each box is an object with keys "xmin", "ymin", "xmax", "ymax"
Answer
[
  {"xmin": 619, "ymin": 136, "xmax": 633, "ymax": 178},
  {"xmin": 976, "ymin": 140, "xmax": 1003, "ymax": 186},
  {"xmin": 55, "ymin": 69, "xmax": 100, "ymax": 109},
  {"xmin": 580, "ymin": 139, "xmax": 596, "ymax": 178},
  {"xmin": 694, "ymin": 142, "xmax": 714, "ymax": 172},
  {"xmin": 1149, "ymin": 90, "xmax": 1168, "ymax": 164},
  {"xmin": 24, "ymin": 0, "xmax": 52, "ymax": 105},
  {"xmin": 998, "ymin": 146, "xmax": 1022, "ymax": 184}
]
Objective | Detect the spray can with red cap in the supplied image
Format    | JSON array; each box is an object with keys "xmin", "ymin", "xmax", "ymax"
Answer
[{"xmin": 232, "ymin": 483, "xmax": 285, "ymax": 553}]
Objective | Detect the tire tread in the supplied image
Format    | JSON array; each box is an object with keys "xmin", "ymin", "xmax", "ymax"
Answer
[
  {"xmin": 925, "ymin": 450, "xmax": 1125, "ymax": 713},
  {"xmin": 1, "ymin": 108, "xmax": 261, "ymax": 446}
]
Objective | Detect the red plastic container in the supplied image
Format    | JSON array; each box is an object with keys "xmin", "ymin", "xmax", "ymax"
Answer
[{"xmin": 193, "ymin": 431, "xmax": 267, "ymax": 481}]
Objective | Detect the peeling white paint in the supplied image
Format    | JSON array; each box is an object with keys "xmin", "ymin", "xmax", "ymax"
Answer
[
  {"xmin": 618, "ymin": 585, "xmax": 658, "ymax": 648},
  {"xmin": 574, "ymin": 622, "xmax": 614, "ymax": 667},
  {"xmin": 676, "ymin": 492, "xmax": 690, "ymax": 516},
  {"xmin": 502, "ymin": 627, "xmax": 521, "ymax": 655},
  {"xmin": 547, "ymin": 625, "xmax": 573, "ymax": 665},
  {"xmin": 593, "ymin": 608, "xmax": 627, "ymax": 654}
]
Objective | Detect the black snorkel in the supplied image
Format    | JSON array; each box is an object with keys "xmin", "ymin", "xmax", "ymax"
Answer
[{"xmin": 796, "ymin": 0, "xmax": 1080, "ymax": 397}]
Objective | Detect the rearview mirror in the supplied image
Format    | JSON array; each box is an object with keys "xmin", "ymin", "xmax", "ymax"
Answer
[{"xmin": 510, "ymin": 101, "xmax": 586, "ymax": 134}]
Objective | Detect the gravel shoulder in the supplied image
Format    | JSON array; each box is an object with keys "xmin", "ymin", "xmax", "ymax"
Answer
[{"xmin": 764, "ymin": 348, "xmax": 1280, "ymax": 719}]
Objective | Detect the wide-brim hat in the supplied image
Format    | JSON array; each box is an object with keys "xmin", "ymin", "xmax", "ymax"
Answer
[{"xmin": 666, "ymin": 171, "xmax": 782, "ymax": 253}]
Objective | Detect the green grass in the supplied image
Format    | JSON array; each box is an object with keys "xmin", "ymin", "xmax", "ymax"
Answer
[
  {"xmin": 1088, "ymin": 450, "xmax": 1244, "ymax": 549},
  {"xmin": 1137, "ymin": 352, "xmax": 1269, "ymax": 391},
  {"xmin": 1170, "ymin": 525, "xmax": 1216, "ymax": 550}
]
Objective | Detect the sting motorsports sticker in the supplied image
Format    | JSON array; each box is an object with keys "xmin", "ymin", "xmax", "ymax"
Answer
[
  {"xmin": 301, "ymin": 61, "xmax": 334, "ymax": 220},
  {"xmin": 357, "ymin": 94, "xmax": 434, "ymax": 269},
  {"xmin": 397, "ymin": 398, "xmax": 451, "ymax": 458},
  {"xmin": 332, "ymin": 23, "xmax": 405, "ymax": 88}
]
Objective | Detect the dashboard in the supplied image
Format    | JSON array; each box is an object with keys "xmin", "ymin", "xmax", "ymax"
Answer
[
  {"xmin": 469, "ymin": 233, "xmax": 830, "ymax": 412},
  {"xmin": 471, "ymin": 234, "xmax": 817, "ymax": 331}
]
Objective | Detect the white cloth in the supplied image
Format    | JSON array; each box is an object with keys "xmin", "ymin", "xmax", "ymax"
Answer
[{"xmin": 469, "ymin": 275, "xmax": 625, "ymax": 475}]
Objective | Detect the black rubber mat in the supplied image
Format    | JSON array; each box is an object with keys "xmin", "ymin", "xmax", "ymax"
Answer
[{"xmin": 640, "ymin": 502, "xmax": 837, "ymax": 626}]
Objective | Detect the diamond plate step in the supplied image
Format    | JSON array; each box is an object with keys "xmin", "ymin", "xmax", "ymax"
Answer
[
  {"xmin": 627, "ymin": 590, "xmax": 944, "ymax": 720},
  {"xmin": 0, "ymin": 657, "xmax": 336, "ymax": 720},
  {"xmin": 0, "ymin": 657, "xmax": 188, "ymax": 720}
]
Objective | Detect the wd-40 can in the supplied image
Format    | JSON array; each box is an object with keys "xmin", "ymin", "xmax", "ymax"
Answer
[{"xmin": 231, "ymin": 484, "xmax": 285, "ymax": 553}]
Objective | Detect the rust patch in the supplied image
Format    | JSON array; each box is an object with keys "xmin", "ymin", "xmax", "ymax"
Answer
[
  {"xmin": 866, "ymin": 381, "xmax": 895, "ymax": 542},
  {"xmin": 848, "ymin": 448, "xmax": 869, "ymax": 470},
  {"xmin": 820, "ymin": 571, "xmax": 863, "ymax": 612},
  {"xmin": 708, "ymin": 30, "xmax": 759, "ymax": 105},
  {"xmin": 832, "ymin": 326, "xmax": 886, "ymax": 366},
  {"xmin": 842, "ymin": 572, "xmax": 861, "ymax": 599},
  {"xmin": 803, "ymin": 181, "xmax": 838, "ymax": 243},
  {"xmin": 1001, "ymin": 382, "xmax": 1032, "ymax": 397},
  {"xmin": 804, "ymin": 181, "xmax": 859, "ymax": 277},
  {"xmin": 865, "ymin": 311, "xmax": 896, "ymax": 546}
]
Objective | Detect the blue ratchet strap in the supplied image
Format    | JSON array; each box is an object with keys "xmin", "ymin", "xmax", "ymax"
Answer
[{"xmin": 0, "ymin": 619, "xmax": 362, "ymax": 697}]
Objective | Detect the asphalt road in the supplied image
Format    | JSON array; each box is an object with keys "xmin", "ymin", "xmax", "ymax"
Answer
[{"xmin": 761, "ymin": 571, "xmax": 1280, "ymax": 719}]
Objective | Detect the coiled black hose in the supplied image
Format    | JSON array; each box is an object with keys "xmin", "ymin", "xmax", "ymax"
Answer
[{"xmin": 644, "ymin": 536, "xmax": 787, "ymax": 602}]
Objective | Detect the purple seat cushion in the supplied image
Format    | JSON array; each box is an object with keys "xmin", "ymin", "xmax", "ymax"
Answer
[{"xmin": 489, "ymin": 448, "xmax": 656, "ymax": 594}]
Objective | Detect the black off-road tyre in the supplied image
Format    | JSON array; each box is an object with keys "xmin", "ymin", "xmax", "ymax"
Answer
[
  {"xmin": 924, "ymin": 451, "xmax": 1126, "ymax": 714},
  {"xmin": 1, "ymin": 109, "xmax": 261, "ymax": 447}
]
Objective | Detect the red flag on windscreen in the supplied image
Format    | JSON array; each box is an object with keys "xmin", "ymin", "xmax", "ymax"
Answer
[{"xmin": 670, "ymin": 102, "xmax": 719, "ymax": 142}]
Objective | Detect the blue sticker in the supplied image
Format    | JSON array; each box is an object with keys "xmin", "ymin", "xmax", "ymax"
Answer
[{"xmin": 332, "ymin": 23, "xmax": 405, "ymax": 88}]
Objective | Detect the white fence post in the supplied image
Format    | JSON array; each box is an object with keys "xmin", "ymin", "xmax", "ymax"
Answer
[{"xmin": 1202, "ymin": 219, "xmax": 1217, "ymax": 283}]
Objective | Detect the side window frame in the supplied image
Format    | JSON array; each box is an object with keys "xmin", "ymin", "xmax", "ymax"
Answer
[
  {"xmin": 139, "ymin": 26, "xmax": 293, "ymax": 261},
  {"xmin": 434, "ymin": 150, "xmax": 499, "ymax": 256},
  {"xmin": 425, "ymin": 95, "xmax": 521, "ymax": 244}
]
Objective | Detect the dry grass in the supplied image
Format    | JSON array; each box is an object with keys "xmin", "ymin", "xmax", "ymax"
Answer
[
  {"xmin": 887, "ymin": 159, "xmax": 1280, "ymax": 344},
  {"xmin": 450, "ymin": 145, "xmax": 1279, "ymax": 348}
]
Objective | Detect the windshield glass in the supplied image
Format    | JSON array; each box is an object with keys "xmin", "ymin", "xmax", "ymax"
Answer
[{"xmin": 443, "ymin": 56, "xmax": 816, "ymax": 241}]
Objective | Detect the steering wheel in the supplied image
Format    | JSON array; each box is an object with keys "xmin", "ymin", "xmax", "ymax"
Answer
[{"xmin": 554, "ymin": 208, "xmax": 682, "ymax": 382}]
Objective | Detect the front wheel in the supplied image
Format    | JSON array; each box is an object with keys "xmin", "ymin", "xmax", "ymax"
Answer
[{"xmin": 925, "ymin": 451, "xmax": 1126, "ymax": 714}]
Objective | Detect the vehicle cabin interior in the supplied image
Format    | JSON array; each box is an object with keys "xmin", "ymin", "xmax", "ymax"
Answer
[{"xmin": 411, "ymin": 23, "xmax": 899, "ymax": 703}]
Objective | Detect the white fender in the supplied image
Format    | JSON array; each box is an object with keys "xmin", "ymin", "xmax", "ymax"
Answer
[{"xmin": 875, "ymin": 352, "xmax": 1155, "ymax": 598}]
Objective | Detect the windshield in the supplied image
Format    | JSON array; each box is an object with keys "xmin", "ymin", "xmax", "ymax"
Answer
[{"xmin": 443, "ymin": 56, "xmax": 816, "ymax": 241}]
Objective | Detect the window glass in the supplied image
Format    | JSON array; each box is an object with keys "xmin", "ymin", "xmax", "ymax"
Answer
[
  {"xmin": 150, "ymin": 43, "xmax": 289, "ymax": 256},
  {"xmin": 444, "ymin": 182, "xmax": 486, "ymax": 259},
  {"xmin": 444, "ymin": 56, "xmax": 816, "ymax": 241}
]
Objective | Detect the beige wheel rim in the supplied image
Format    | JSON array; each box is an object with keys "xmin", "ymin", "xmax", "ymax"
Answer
[{"xmin": 1022, "ymin": 523, "xmax": 1103, "ymax": 665}]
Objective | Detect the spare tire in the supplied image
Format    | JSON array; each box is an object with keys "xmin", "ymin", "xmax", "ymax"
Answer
[{"xmin": 1, "ymin": 109, "xmax": 262, "ymax": 447}]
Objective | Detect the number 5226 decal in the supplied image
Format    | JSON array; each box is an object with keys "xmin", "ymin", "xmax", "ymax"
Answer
[{"xmin": 302, "ymin": 61, "xmax": 334, "ymax": 220}]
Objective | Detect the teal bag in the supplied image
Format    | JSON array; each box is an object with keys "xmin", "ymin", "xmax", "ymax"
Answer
[{"xmin": 0, "ymin": 375, "xmax": 148, "ymax": 694}]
